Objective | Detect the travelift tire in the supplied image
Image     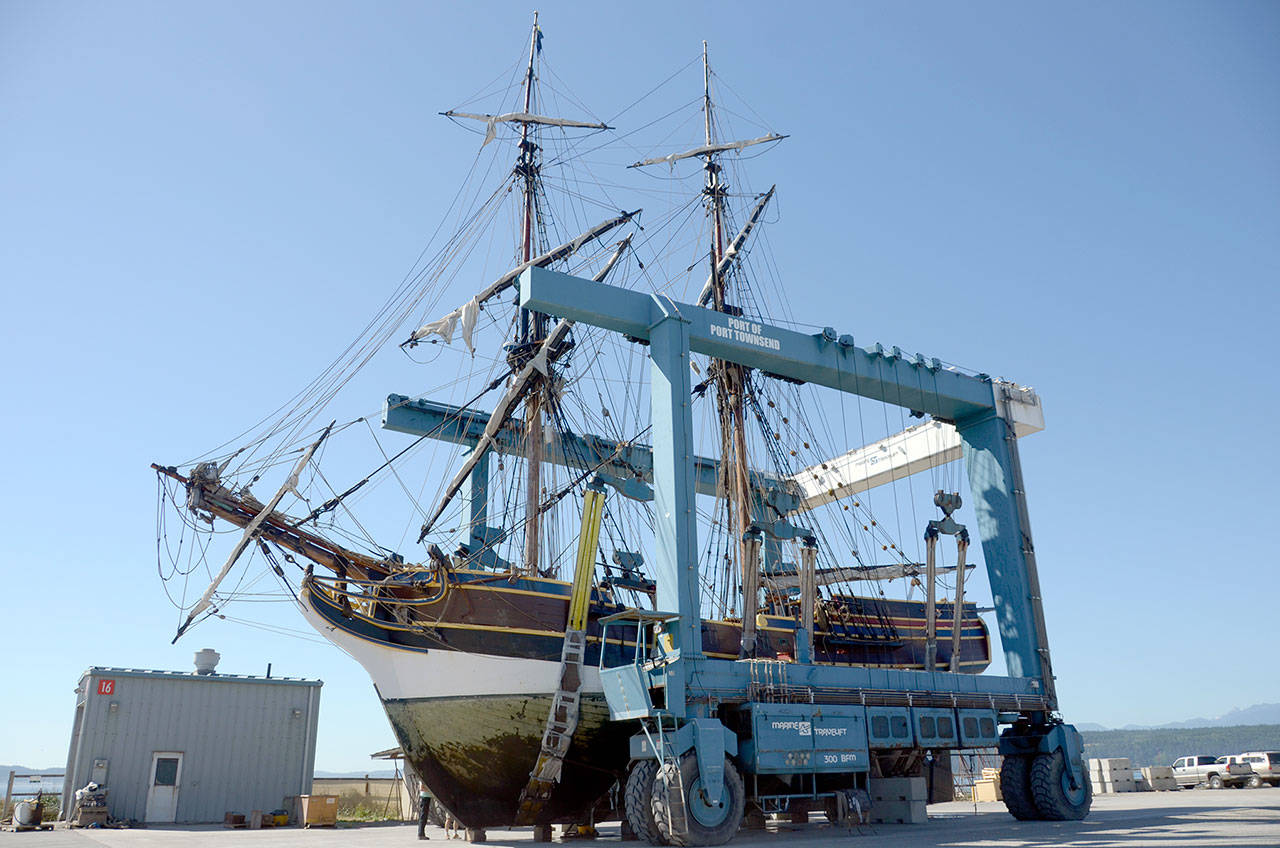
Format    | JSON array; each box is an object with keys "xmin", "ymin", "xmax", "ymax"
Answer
[
  {"xmin": 651, "ymin": 754, "xmax": 745, "ymax": 847},
  {"xmin": 999, "ymin": 755, "xmax": 1040, "ymax": 821},
  {"xmin": 625, "ymin": 759, "xmax": 666, "ymax": 845},
  {"xmin": 1030, "ymin": 750, "xmax": 1092, "ymax": 821}
]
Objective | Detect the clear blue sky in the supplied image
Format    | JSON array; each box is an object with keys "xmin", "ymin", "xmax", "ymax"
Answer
[{"xmin": 2, "ymin": 1, "xmax": 1277, "ymax": 771}]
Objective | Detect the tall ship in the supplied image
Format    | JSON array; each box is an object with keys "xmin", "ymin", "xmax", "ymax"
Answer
[{"xmin": 156, "ymin": 18, "xmax": 1006, "ymax": 835}]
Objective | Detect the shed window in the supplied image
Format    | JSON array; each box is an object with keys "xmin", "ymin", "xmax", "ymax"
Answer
[
  {"xmin": 938, "ymin": 716, "xmax": 954, "ymax": 738},
  {"xmin": 920, "ymin": 716, "xmax": 936, "ymax": 738},
  {"xmin": 891, "ymin": 716, "xmax": 909, "ymax": 739},
  {"xmin": 871, "ymin": 716, "xmax": 890, "ymax": 738},
  {"xmin": 963, "ymin": 717, "xmax": 978, "ymax": 738},
  {"xmin": 154, "ymin": 758, "xmax": 179, "ymax": 786},
  {"xmin": 980, "ymin": 717, "xmax": 996, "ymax": 737}
]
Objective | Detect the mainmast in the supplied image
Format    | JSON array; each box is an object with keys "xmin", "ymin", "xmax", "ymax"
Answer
[
  {"xmin": 700, "ymin": 44, "xmax": 755, "ymax": 651},
  {"xmin": 628, "ymin": 45, "xmax": 784, "ymax": 651}
]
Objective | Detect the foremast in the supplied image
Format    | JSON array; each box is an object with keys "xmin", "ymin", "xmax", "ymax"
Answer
[
  {"xmin": 440, "ymin": 14, "xmax": 611, "ymax": 578},
  {"xmin": 517, "ymin": 14, "xmax": 546, "ymax": 579}
]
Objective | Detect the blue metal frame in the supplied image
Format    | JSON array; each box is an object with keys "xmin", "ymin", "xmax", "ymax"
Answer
[
  {"xmin": 386, "ymin": 262, "xmax": 1086, "ymax": 809},
  {"xmin": 519, "ymin": 265, "xmax": 1050, "ymax": 692}
]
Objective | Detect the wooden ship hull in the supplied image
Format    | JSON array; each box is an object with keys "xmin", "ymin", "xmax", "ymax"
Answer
[{"xmin": 299, "ymin": 567, "xmax": 990, "ymax": 827}]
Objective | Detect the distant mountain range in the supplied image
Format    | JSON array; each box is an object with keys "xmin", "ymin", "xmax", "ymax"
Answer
[{"xmin": 1080, "ymin": 702, "xmax": 1280, "ymax": 732}]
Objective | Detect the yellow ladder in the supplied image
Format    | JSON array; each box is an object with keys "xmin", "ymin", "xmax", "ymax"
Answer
[{"xmin": 515, "ymin": 484, "xmax": 606, "ymax": 824}]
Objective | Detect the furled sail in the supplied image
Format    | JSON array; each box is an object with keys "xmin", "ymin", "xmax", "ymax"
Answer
[
  {"xmin": 442, "ymin": 110, "xmax": 610, "ymax": 147},
  {"xmin": 418, "ymin": 236, "xmax": 633, "ymax": 541},
  {"xmin": 766, "ymin": 562, "xmax": 972, "ymax": 590},
  {"xmin": 695, "ymin": 186, "xmax": 775, "ymax": 306},
  {"xmin": 627, "ymin": 133, "xmax": 787, "ymax": 169},
  {"xmin": 404, "ymin": 211, "xmax": 638, "ymax": 349}
]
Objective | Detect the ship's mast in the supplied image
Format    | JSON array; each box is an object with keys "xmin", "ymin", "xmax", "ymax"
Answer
[
  {"xmin": 700, "ymin": 43, "xmax": 754, "ymax": 640},
  {"xmin": 519, "ymin": 13, "xmax": 544, "ymax": 578}
]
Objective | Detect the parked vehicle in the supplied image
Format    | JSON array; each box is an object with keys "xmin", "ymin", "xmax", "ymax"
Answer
[
  {"xmin": 1171, "ymin": 755, "xmax": 1251, "ymax": 789},
  {"xmin": 1236, "ymin": 752, "xmax": 1280, "ymax": 788},
  {"xmin": 1217, "ymin": 757, "xmax": 1255, "ymax": 788}
]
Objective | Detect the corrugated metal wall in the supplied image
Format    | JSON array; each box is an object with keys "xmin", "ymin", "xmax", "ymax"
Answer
[{"xmin": 64, "ymin": 668, "xmax": 321, "ymax": 823}]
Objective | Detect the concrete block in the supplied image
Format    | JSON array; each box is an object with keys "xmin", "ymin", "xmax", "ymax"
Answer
[
  {"xmin": 870, "ymin": 776, "xmax": 927, "ymax": 802},
  {"xmin": 868, "ymin": 799, "xmax": 927, "ymax": 824}
]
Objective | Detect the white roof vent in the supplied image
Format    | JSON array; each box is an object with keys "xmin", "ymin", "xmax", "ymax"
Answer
[{"xmin": 194, "ymin": 648, "xmax": 221, "ymax": 676}]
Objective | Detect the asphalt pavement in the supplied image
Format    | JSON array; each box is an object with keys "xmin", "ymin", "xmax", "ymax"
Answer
[{"xmin": 8, "ymin": 787, "xmax": 1279, "ymax": 847}]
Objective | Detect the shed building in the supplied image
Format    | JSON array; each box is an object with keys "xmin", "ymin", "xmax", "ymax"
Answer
[{"xmin": 62, "ymin": 653, "xmax": 321, "ymax": 823}]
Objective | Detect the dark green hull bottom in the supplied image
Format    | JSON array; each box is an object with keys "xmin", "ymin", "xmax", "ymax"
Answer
[{"xmin": 382, "ymin": 693, "xmax": 632, "ymax": 828}]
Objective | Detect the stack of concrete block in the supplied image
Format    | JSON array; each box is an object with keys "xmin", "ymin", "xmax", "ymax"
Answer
[
  {"xmin": 869, "ymin": 776, "xmax": 928, "ymax": 824},
  {"xmin": 1089, "ymin": 758, "xmax": 1136, "ymax": 794},
  {"xmin": 1141, "ymin": 766, "xmax": 1178, "ymax": 791}
]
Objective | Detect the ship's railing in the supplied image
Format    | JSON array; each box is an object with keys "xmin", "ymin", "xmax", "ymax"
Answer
[{"xmin": 304, "ymin": 570, "xmax": 450, "ymax": 632}]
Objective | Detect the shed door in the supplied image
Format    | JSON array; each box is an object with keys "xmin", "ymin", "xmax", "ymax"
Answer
[{"xmin": 145, "ymin": 752, "xmax": 183, "ymax": 823}]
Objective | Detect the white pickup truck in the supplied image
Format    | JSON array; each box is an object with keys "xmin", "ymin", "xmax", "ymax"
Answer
[
  {"xmin": 1231, "ymin": 752, "xmax": 1280, "ymax": 788},
  {"xmin": 1172, "ymin": 755, "xmax": 1253, "ymax": 789}
]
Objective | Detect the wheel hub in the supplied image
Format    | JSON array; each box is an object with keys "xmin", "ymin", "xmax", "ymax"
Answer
[{"xmin": 688, "ymin": 776, "xmax": 730, "ymax": 828}]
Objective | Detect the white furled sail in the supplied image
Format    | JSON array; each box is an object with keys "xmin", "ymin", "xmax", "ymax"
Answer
[
  {"xmin": 767, "ymin": 562, "xmax": 972, "ymax": 590},
  {"xmin": 442, "ymin": 110, "xmax": 610, "ymax": 147},
  {"xmin": 418, "ymin": 236, "xmax": 633, "ymax": 540},
  {"xmin": 696, "ymin": 185, "xmax": 776, "ymax": 306},
  {"xmin": 404, "ymin": 211, "xmax": 637, "ymax": 349},
  {"xmin": 627, "ymin": 133, "xmax": 786, "ymax": 169},
  {"xmin": 412, "ymin": 296, "xmax": 481, "ymax": 353}
]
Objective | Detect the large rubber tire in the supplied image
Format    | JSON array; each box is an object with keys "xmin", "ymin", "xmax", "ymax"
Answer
[
  {"xmin": 651, "ymin": 755, "xmax": 745, "ymax": 847},
  {"xmin": 1246, "ymin": 775, "xmax": 1263, "ymax": 789},
  {"xmin": 625, "ymin": 760, "xmax": 666, "ymax": 845},
  {"xmin": 1030, "ymin": 750, "xmax": 1092, "ymax": 821},
  {"xmin": 1000, "ymin": 755, "xmax": 1040, "ymax": 821},
  {"xmin": 1207, "ymin": 774, "xmax": 1223, "ymax": 790}
]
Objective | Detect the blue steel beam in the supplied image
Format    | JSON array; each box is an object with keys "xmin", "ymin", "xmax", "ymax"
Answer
[
  {"xmin": 384, "ymin": 394, "xmax": 664, "ymax": 495},
  {"xmin": 382, "ymin": 398, "xmax": 778, "ymax": 500},
  {"xmin": 519, "ymin": 266, "xmax": 1050, "ymax": 699},
  {"xmin": 519, "ymin": 267, "xmax": 997, "ymax": 422}
]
